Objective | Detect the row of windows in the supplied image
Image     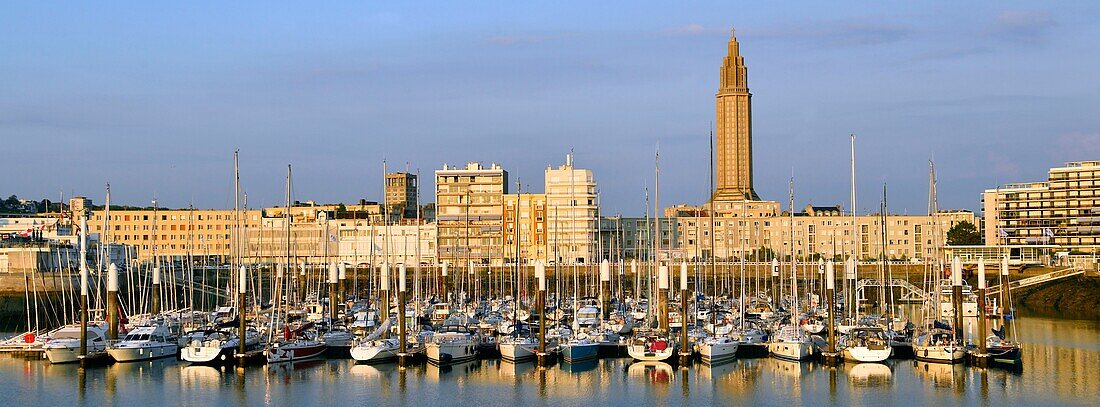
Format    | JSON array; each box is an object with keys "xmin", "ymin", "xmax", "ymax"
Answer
[
  {"xmin": 95, "ymin": 214, "xmax": 257, "ymax": 222},
  {"xmin": 109, "ymin": 234, "xmax": 230, "ymax": 242}
]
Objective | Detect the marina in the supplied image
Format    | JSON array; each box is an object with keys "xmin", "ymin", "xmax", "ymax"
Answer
[
  {"xmin": 1, "ymin": 312, "xmax": 1096, "ymax": 406},
  {"xmin": 4, "ymin": 2, "xmax": 1100, "ymax": 405}
]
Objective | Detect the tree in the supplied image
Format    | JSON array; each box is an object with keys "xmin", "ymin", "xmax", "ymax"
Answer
[{"xmin": 946, "ymin": 221, "xmax": 982, "ymax": 246}]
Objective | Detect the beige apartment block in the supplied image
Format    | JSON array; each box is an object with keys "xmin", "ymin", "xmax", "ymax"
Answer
[
  {"xmin": 670, "ymin": 203, "xmax": 975, "ymax": 261},
  {"xmin": 86, "ymin": 208, "xmax": 262, "ymax": 261},
  {"xmin": 385, "ymin": 172, "xmax": 419, "ymax": 219},
  {"xmin": 503, "ymin": 193, "xmax": 548, "ymax": 263},
  {"xmin": 983, "ymin": 161, "xmax": 1100, "ymax": 252},
  {"xmin": 337, "ymin": 221, "xmax": 436, "ymax": 266},
  {"xmin": 545, "ymin": 154, "xmax": 598, "ymax": 264},
  {"xmin": 435, "ymin": 162, "xmax": 508, "ymax": 266}
]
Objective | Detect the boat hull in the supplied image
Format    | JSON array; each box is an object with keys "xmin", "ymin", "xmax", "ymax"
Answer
[
  {"xmin": 842, "ymin": 346, "xmax": 892, "ymax": 363},
  {"xmin": 699, "ymin": 341, "xmax": 739, "ymax": 365},
  {"xmin": 769, "ymin": 341, "xmax": 813, "ymax": 361},
  {"xmin": 499, "ymin": 342, "xmax": 537, "ymax": 363},
  {"xmin": 425, "ymin": 342, "xmax": 478, "ymax": 366},
  {"xmin": 913, "ymin": 345, "xmax": 965, "ymax": 364},
  {"xmin": 988, "ymin": 345, "xmax": 1022, "ymax": 366},
  {"xmin": 350, "ymin": 341, "xmax": 399, "ymax": 364},
  {"xmin": 561, "ymin": 342, "xmax": 599, "ymax": 363},
  {"xmin": 267, "ymin": 342, "xmax": 327, "ymax": 364},
  {"xmin": 627, "ymin": 337, "xmax": 677, "ymax": 362},
  {"xmin": 44, "ymin": 344, "xmax": 107, "ymax": 364},
  {"xmin": 181, "ymin": 345, "xmax": 237, "ymax": 365},
  {"xmin": 108, "ymin": 343, "xmax": 179, "ymax": 362}
]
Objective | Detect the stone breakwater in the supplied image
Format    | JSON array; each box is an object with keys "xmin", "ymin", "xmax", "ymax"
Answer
[{"xmin": 1016, "ymin": 275, "xmax": 1100, "ymax": 320}]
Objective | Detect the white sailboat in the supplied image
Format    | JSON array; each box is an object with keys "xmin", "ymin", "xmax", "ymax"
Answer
[
  {"xmin": 768, "ymin": 179, "xmax": 814, "ymax": 362},
  {"xmin": 425, "ymin": 315, "xmax": 479, "ymax": 365},
  {"xmin": 840, "ymin": 326, "xmax": 892, "ymax": 363},
  {"xmin": 912, "ymin": 162, "xmax": 965, "ymax": 364}
]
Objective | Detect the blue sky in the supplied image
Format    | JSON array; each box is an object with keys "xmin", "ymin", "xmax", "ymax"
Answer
[{"xmin": 3, "ymin": 1, "xmax": 1099, "ymax": 215}]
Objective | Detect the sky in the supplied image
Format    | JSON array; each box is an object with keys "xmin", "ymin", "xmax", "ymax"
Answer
[{"xmin": 3, "ymin": 1, "xmax": 1099, "ymax": 215}]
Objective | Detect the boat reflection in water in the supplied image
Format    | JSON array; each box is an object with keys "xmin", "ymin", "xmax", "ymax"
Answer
[
  {"xmin": 913, "ymin": 360, "xmax": 966, "ymax": 389},
  {"xmin": 766, "ymin": 357, "xmax": 812, "ymax": 381},
  {"xmin": 559, "ymin": 359, "xmax": 599, "ymax": 374},
  {"xmin": 267, "ymin": 358, "xmax": 326, "ymax": 374},
  {"xmin": 845, "ymin": 363, "xmax": 893, "ymax": 387},
  {"xmin": 498, "ymin": 359, "xmax": 537, "ymax": 379},
  {"xmin": 349, "ymin": 363, "xmax": 395, "ymax": 379},
  {"xmin": 424, "ymin": 359, "xmax": 481, "ymax": 382},
  {"xmin": 109, "ymin": 355, "xmax": 177, "ymax": 381},
  {"xmin": 180, "ymin": 365, "xmax": 224, "ymax": 389},
  {"xmin": 628, "ymin": 361, "xmax": 674, "ymax": 385}
]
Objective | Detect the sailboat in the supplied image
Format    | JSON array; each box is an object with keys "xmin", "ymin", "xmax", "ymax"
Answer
[
  {"xmin": 266, "ymin": 322, "xmax": 326, "ymax": 363},
  {"xmin": 425, "ymin": 313, "xmax": 479, "ymax": 365},
  {"xmin": 767, "ymin": 179, "xmax": 814, "ymax": 362},
  {"xmin": 499, "ymin": 209, "xmax": 540, "ymax": 364},
  {"xmin": 182, "ymin": 151, "xmax": 264, "ymax": 365},
  {"xmin": 627, "ymin": 150, "xmax": 679, "ymax": 363},
  {"xmin": 911, "ymin": 161, "xmax": 965, "ymax": 364},
  {"xmin": 986, "ymin": 256, "xmax": 1022, "ymax": 366},
  {"xmin": 697, "ymin": 132, "xmax": 738, "ymax": 366},
  {"xmin": 45, "ymin": 204, "xmax": 111, "ymax": 364},
  {"xmin": 265, "ymin": 165, "xmax": 327, "ymax": 364},
  {"xmin": 839, "ymin": 325, "xmax": 892, "ymax": 363}
]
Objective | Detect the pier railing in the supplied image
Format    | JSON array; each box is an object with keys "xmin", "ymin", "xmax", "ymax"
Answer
[
  {"xmin": 986, "ymin": 266, "xmax": 1085, "ymax": 297},
  {"xmin": 855, "ymin": 278, "xmax": 929, "ymax": 303}
]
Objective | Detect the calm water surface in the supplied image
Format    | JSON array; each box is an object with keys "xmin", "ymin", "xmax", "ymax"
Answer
[{"xmin": 3, "ymin": 314, "xmax": 1097, "ymax": 406}]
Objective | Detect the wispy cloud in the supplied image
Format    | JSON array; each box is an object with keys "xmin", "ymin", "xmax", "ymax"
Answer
[
  {"xmin": 916, "ymin": 46, "xmax": 994, "ymax": 62},
  {"xmin": 661, "ymin": 24, "xmax": 729, "ymax": 36},
  {"xmin": 1052, "ymin": 132, "xmax": 1100, "ymax": 160},
  {"xmin": 485, "ymin": 34, "xmax": 565, "ymax": 46},
  {"xmin": 744, "ymin": 19, "xmax": 911, "ymax": 47},
  {"xmin": 987, "ymin": 152, "xmax": 1022, "ymax": 178},
  {"xmin": 988, "ymin": 10, "xmax": 1057, "ymax": 44}
]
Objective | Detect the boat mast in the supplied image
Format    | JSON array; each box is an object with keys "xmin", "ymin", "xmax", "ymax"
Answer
[
  {"xmin": 789, "ymin": 176, "xmax": 796, "ymax": 323},
  {"xmin": 654, "ymin": 145, "xmax": 661, "ymax": 329},
  {"xmin": 849, "ymin": 134, "xmax": 858, "ymax": 324},
  {"xmin": 709, "ymin": 129, "xmax": 718, "ymax": 328}
]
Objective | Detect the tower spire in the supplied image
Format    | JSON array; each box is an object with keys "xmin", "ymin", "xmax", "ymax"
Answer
[{"xmin": 714, "ymin": 27, "xmax": 758, "ymax": 201}]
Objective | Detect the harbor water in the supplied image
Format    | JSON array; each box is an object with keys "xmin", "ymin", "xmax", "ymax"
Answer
[{"xmin": 2, "ymin": 312, "xmax": 1096, "ymax": 406}]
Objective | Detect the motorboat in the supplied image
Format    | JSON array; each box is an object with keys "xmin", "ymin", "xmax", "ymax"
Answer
[
  {"xmin": 43, "ymin": 321, "xmax": 110, "ymax": 364},
  {"xmin": 108, "ymin": 323, "xmax": 179, "ymax": 362},
  {"xmin": 181, "ymin": 327, "xmax": 262, "ymax": 365},
  {"xmin": 697, "ymin": 334, "xmax": 739, "ymax": 366},
  {"xmin": 424, "ymin": 315, "xmax": 479, "ymax": 365}
]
